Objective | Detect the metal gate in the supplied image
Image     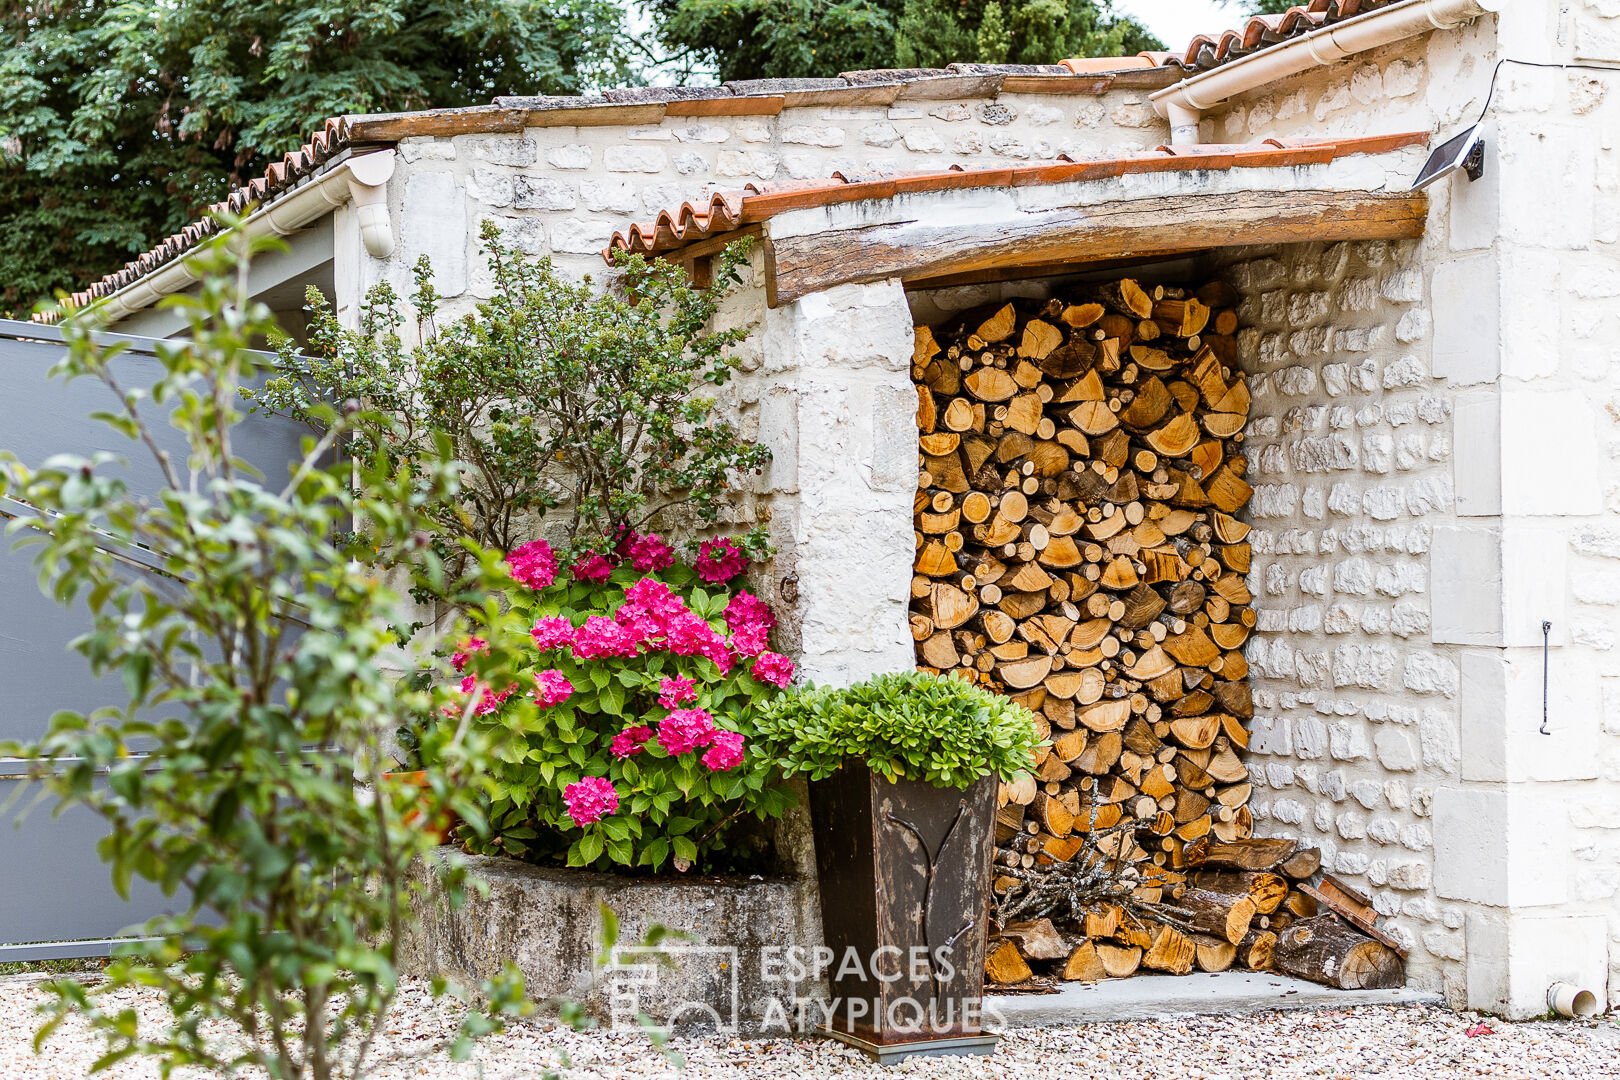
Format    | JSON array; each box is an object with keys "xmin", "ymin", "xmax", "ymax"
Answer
[{"xmin": 0, "ymin": 318, "xmax": 309, "ymax": 961}]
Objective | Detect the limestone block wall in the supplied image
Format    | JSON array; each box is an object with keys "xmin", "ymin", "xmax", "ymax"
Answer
[
  {"xmin": 1207, "ymin": 238, "xmax": 1463, "ymax": 999},
  {"xmin": 1202, "ymin": 5, "xmax": 1620, "ymax": 1014},
  {"xmin": 358, "ymin": 84, "xmax": 1170, "ymax": 323},
  {"xmin": 755, "ymin": 276, "xmax": 919, "ymax": 687},
  {"xmin": 320, "ymin": 4, "xmax": 1620, "ymax": 1010},
  {"xmin": 345, "ymin": 84, "xmax": 1172, "ymax": 679}
]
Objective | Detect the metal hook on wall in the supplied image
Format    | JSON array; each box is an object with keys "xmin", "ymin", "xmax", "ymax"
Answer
[{"xmin": 1540, "ymin": 620, "xmax": 1552, "ymax": 736}]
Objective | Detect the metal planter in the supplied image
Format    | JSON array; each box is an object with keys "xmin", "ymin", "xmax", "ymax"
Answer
[{"xmin": 808, "ymin": 763, "xmax": 998, "ymax": 1062}]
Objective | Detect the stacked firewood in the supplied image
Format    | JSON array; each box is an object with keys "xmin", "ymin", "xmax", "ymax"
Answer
[
  {"xmin": 911, "ymin": 279, "xmax": 1255, "ymax": 875},
  {"xmin": 909, "ymin": 279, "xmax": 1403, "ymax": 991},
  {"xmin": 984, "ymin": 836, "xmax": 1405, "ymax": 990}
]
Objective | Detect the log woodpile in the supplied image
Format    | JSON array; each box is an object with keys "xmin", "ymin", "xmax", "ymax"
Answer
[{"xmin": 908, "ymin": 278, "xmax": 1404, "ymax": 992}]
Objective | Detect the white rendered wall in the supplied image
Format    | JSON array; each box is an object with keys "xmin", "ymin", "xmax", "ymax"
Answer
[{"xmin": 1206, "ymin": 3, "xmax": 1620, "ymax": 1015}]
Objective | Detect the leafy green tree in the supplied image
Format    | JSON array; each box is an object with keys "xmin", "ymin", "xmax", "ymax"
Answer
[
  {"xmin": 1247, "ymin": 0, "xmax": 1295, "ymax": 13},
  {"xmin": 0, "ymin": 0, "xmax": 631, "ymax": 314},
  {"xmin": 650, "ymin": 0, "xmax": 1160, "ymax": 82},
  {"xmin": 897, "ymin": 0, "xmax": 1161, "ymax": 69},
  {"xmin": 0, "ymin": 226, "xmax": 528, "ymax": 1079}
]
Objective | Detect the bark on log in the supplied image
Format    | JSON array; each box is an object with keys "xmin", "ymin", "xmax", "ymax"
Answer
[{"xmin": 1272, "ymin": 915, "xmax": 1405, "ymax": 990}]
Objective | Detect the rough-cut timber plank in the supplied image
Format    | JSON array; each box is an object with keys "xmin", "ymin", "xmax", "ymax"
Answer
[
  {"xmin": 1299, "ymin": 882, "xmax": 1409, "ymax": 958},
  {"xmin": 765, "ymin": 190, "xmax": 1428, "ymax": 305},
  {"xmin": 348, "ymin": 106, "xmax": 526, "ymax": 141}
]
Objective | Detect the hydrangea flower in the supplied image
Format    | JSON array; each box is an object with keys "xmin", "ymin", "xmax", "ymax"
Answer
[
  {"xmin": 450, "ymin": 636, "xmax": 488, "ymax": 673},
  {"xmin": 452, "ymin": 674, "xmax": 514, "ymax": 716},
  {"xmin": 615, "ymin": 577, "xmax": 693, "ymax": 647},
  {"xmin": 658, "ymin": 675, "xmax": 698, "ymax": 708},
  {"xmin": 750, "ymin": 652, "xmax": 795, "ymax": 688},
  {"xmin": 563, "ymin": 777, "xmax": 619, "ymax": 826},
  {"xmin": 609, "ymin": 725, "xmax": 655, "ymax": 759},
  {"xmin": 570, "ymin": 615, "xmax": 641, "ymax": 660},
  {"xmin": 530, "ymin": 617, "xmax": 576, "ymax": 651},
  {"xmin": 723, "ymin": 590, "xmax": 775, "ymax": 656},
  {"xmin": 619, "ymin": 531, "xmax": 675, "ymax": 573},
  {"xmin": 724, "ymin": 591, "xmax": 774, "ymax": 633},
  {"xmin": 693, "ymin": 537, "xmax": 748, "ymax": 584},
  {"xmin": 663, "ymin": 610, "xmax": 733, "ymax": 674},
  {"xmin": 658, "ymin": 708, "xmax": 718, "ymax": 755},
  {"xmin": 570, "ymin": 552, "xmax": 614, "ymax": 583},
  {"xmin": 701, "ymin": 730, "xmax": 745, "ymax": 772},
  {"xmin": 506, "ymin": 539, "xmax": 558, "ymax": 590},
  {"xmin": 533, "ymin": 669, "xmax": 574, "ymax": 707}
]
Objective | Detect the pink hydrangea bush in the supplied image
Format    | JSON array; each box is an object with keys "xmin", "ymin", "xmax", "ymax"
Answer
[{"xmin": 454, "ymin": 531, "xmax": 796, "ymax": 872}]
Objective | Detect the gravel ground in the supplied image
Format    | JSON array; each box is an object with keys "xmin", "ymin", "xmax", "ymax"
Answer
[{"xmin": 3, "ymin": 974, "xmax": 1617, "ymax": 1079}]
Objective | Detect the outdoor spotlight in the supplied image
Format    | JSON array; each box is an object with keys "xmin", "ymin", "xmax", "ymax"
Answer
[{"xmin": 1411, "ymin": 124, "xmax": 1486, "ymax": 190}]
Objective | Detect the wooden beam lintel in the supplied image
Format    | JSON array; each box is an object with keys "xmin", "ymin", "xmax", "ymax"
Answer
[
  {"xmin": 903, "ymin": 249, "xmax": 1210, "ymax": 292},
  {"xmin": 763, "ymin": 189, "xmax": 1429, "ymax": 307}
]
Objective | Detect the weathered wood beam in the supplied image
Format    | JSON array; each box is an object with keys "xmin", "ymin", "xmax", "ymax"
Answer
[
  {"xmin": 904, "ymin": 249, "xmax": 1206, "ymax": 292},
  {"xmin": 764, "ymin": 189, "xmax": 1428, "ymax": 307}
]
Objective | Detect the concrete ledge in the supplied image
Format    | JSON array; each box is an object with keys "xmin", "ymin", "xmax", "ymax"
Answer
[
  {"xmin": 987, "ymin": 971, "xmax": 1441, "ymax": 1027},
  {"xmin": 397, "ymin": 851, "xmax": 822, "ymax": 1035}
]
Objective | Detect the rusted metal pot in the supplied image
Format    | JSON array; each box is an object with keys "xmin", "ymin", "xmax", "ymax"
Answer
[{"xmin": 807, "ymin": 763, "xmax": 999, "ymax": 1063}]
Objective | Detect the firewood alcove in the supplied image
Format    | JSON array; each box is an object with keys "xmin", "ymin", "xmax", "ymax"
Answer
[{"xmin": 908, "ymin": 267, "xmax": 1403, "ymax": 992}]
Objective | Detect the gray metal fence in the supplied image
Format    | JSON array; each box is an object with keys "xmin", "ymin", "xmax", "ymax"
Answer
[{"xmin": 0, "ymin": 319, "xmax": 310, "ymax": 962}]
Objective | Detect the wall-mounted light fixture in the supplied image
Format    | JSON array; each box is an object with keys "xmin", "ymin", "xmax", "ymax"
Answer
[
  {"xmin": 1411, "ymin": 125, "xmax": 1486, "ymax": 191},
  {"xmin": 1415, "ymin": 59, "xmax": 1618, "ymax": 191}
]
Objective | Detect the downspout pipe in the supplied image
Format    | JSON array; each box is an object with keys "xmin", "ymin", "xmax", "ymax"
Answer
[
  {"xmin": 1152, "ymin": 0, "xmax": 1510, "ymax": 144},
  {"xmin": 86, "ymin": 149, "xmax": 397, "ymax": 326}
]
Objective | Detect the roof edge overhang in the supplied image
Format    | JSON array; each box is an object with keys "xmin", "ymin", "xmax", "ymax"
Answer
[
  {"xmin": 1153, "ymin": 0, "xmax": 1508, "ymax": 143},
  {"xmin": 60, "ymin": 151, "xmax": 395, "ymax": 327},
  {"xmin": 607, "ymin": 134, "xmax": 1432, "ymax": 307}
]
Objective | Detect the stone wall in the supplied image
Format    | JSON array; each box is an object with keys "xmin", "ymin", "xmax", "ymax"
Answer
[
  {"xmin": 1209, "ymin": 237, "xmax": 1463, "ymax": 999},
  {"xmin": 361, "ymin": 84, "xmax": 1169, "ymax": 323},
  {"xmin": 398, "ymin": 853, "xmax": 823, "ymax": 1035},
  {"xmin": 1204, "ymin": 5, "xmax": 1620, "ymax": 1013},
  {"xmin": 337, "ymin": 2, "xmax": 1620, "ymax": 1014}
]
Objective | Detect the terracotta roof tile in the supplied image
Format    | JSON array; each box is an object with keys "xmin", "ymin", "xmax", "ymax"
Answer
[
  {"xmin": 1049, "ymin": 1, "xmax": 1412, "ymax": 74},
  {"xmin": 1124, "ymin": 0, "xmax": 1402, "ymax": 73},
  {"xmin": 47, "ymin": 116, "xmax": 353, "ymax": 320},
  {"xmin": 1061, "ymin": 56, "xmax": 1161, "ymax": 74},
  {"xmin": 605, "ymin": 132, "xmax": 1428, "ymax": 260}
]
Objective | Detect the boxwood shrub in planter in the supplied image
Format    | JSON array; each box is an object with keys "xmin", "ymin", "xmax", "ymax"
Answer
[{"xmin": 753, "ymin": 672, "xmax": 1040, "ymax": 1061}]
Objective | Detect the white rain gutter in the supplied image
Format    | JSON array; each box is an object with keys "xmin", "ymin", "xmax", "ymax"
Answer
[
  {"xmin": 89, "ymin": 149, "xmax": 397, "ymax": 325},
  {"xmin": 1152, "ymin": 0, "xmax": 1510, "ymax": 144}
]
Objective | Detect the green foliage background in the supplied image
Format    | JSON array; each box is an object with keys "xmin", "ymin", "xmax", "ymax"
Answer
[
  {"xmin": 651, "ymin": 0, "xmax": 1162, "ymax": 83},
  {"xmin": 0, "ymin": 0, "xmax": 631, "ymax": 313}
]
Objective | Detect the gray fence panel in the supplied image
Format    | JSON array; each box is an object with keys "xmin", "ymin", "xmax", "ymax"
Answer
[
  {"xmin": 0, "ymin": 324, "xmax": 311, "ymax": 505},
  {"xmin": 0, "ymin": 772, "xmax": 181, "ymax": 949},
  {"xmin": 0, "ymin": 321, "xmax": 314, "ymax": 960}
]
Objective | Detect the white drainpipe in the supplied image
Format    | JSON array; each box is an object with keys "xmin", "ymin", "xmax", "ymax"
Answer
[
  {"xmin": 87, "ymin": 149, "xmax": 397, "ymax": 325},
  {"xmin": 1152, "ymin": 0, "xmax": 1510, "ymax": 144}
]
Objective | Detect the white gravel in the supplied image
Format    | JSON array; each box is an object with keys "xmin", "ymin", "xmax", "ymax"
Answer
[{"xmin": 3, "ymin": 974, "xmax": 1616, "ymax": 1079}]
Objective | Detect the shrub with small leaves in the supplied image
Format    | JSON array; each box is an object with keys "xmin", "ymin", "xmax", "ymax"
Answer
[
  {"xmin": 1, "ymin": 227, "xmax": 529, "ymax": 1080},
  {"xmin": 752, "ymin": 671, "xmax": 1042, "ymax": 790},
  {"xmin": 252, "ymin": 222, "xmax": 769, "ymax": 595}
]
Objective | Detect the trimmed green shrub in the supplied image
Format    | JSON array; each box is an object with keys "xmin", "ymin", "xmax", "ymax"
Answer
[{"xmin": 753, "ymin": 671, "xmax": 1042, "ymax": 790}]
